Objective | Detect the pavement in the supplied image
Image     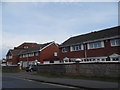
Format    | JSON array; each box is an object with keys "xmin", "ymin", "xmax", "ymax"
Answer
[{"xmin": 3, "ymin": 72, "xmax": 119, "ymax": 90}]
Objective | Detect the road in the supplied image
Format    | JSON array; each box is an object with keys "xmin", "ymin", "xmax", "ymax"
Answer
[{"xmin": 2, "ymin": 75, "xmax": 76, "ymax": 89}]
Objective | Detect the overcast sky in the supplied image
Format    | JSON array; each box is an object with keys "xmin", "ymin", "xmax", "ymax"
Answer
[{"xmin": 1, "ymin": 1, "xmax": 118, "ymax": 59}]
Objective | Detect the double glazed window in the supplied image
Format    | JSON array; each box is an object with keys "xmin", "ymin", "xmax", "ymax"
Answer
[
  {"xmin": 71, "ymin": 44, "xmax": 83, "ymax": 51},
  {"xmin": 88, "ymin": 41, "xmax": 104, "ymax": 49},
  {"xmin": 110, "ymin": 39, "xmax": 120, "ymax": 46}
]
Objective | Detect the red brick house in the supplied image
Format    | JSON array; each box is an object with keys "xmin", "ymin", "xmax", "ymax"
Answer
[
  {"xmin": 59, "ymin": 26, "xmax": 120, "ymax": 63},
  {"xmin": 6, "ymin": 42, "xmax": 60, "ymax": 67}
]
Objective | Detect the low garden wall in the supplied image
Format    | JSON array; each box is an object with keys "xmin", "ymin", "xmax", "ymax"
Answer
[
  {"xmin": 2, "ymin": 66, "xmax": 19, "ymax": 72},
  {"xmin": 37, "ymin": 62, "xmax": 120, "ymax": 78}
]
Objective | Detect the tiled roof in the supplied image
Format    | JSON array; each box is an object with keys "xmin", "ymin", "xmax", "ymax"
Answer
[
  {"xmin": 20, "ymin": 42, "xmax": 51, "ymax": 54},
  {"xmin": 9, "ymin": 42, "xmax": 53, "ymax": 56},
  {"xmin": 10, "ymin": 49, "xmax": 26, "ymax": 56},
  {"xmin": 61, "ymin": 26, "xmax": 120, "ymax": 47}
]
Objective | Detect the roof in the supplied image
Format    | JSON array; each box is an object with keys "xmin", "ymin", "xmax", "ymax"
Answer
[
  {"xmin": 7, "ymin": 42, "xmax": 53, "ymax": 56},
  {"xmin": 20, "ymin": 42, "xmax": 52, "ymax": 54},
  {"xmin": 61, "ymin": 26, "xmax": 120, "ymax": 47},
  {"xmin": 8, "ymin": 49, "xmax": 26, "ymax": 56},
  {"xmin": 15, "ymin": 42, "xmax": 38, "ymax": 49}
]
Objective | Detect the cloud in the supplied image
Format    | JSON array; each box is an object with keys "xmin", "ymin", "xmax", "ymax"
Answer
[{"xmin": 1, "ymin": 2, "xmax": 118, "ymax": 59}]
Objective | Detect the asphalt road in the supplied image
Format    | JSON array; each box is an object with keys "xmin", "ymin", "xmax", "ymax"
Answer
[{"xmin": 2, "ymin": 75, "xmax": 76, "ymax": 89}]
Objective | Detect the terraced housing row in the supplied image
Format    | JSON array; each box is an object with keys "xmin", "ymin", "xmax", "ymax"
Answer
[{"xmin": 6, "ymin": 26, "xmax": 120, "ymax": 67}]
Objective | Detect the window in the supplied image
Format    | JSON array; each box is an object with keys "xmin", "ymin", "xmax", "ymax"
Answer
[
  {"xmin": 7, "ymin": 56, "xmax": 12, "ymax": 59},
  {"xmin": 24, "ymin": 46, "xmax": 28, "ymax": 49},
  {"xmin": 25, "ymin": 54, "xmax": 28, "ymax": 57},
  {"xmin": 20, "ymin": 55, "xmax": 23, "ymax": 58},
  {"xmin": 62, "ymin": 47, "xmax": 68, "ymax": 53},
  {"xmin": 110, "ymin": 39, "xmax": 120, "ymax": 46},
  {"xmin": 71, "ymin": 44, "xmax": 83, "ymax": 51},
  {"xmin": 54, "ymin": 52, "xmax": 58, "ymax": 56},
  {"xmin": 88, "ymin": 41, "xmax": 104, "ymax": 49},
  {"xmin": 23, "ymin": 54, "xmax": 26, "ymax": 58},
  {"xmin": 35, "ymin": 52, "xmax": 39, "ymax": 56},
  {"xmin": 28, "ymin": 53, "xmax": 34, "ymax": 57}
]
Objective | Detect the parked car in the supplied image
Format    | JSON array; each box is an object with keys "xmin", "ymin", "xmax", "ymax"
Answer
[{"xmin": 25, "ymin": 65, "xmax": 37, "ymax": 72}]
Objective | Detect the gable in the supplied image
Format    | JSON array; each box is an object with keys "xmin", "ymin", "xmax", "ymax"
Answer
[{"xmin": 6, "ymin": 50, "xmax": 12, "ymax": 56}]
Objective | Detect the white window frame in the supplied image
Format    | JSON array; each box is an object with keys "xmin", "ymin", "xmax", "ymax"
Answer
[
  {"xmin": 28, "ymin": 53, "xmax": 34, "ymax": 57},
  {"xmin": 88, "ymin": 41, "xmax": 104, "ymax": 49},
  {"xmin": 10, "ymin": 56, "xmax": 12, "ymax": 59},
  {"xmin": 62, "ymin": 47, "xmax": 68, "ymax": 53},
  {"xmin": 35, "ymin": 52, "xmax": 39, "ymax": 56},
  {"xmin": 20, "ymin": 55, "xmax": 23, "ymax": 58},
  {"xmin": 7, "ymin": 56, "xmax": 12, "ymax": 59},
  {"xmin": 24, "ymin": 46, "xmax": 28, "ymax": 49},
  {"xmin": 110, "ymin": 39, "xmax": 120, "ymax": 46},
  {"xmin": 71, "ymin": 44, "xmax": 83, "ymax": 51},
  {"xmin": 54, "ymin": 52, "xmax": 58, "ymax": 56}
]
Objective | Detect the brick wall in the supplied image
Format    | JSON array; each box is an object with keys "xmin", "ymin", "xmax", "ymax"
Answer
[
  {"xmin": 40, "ymin": 43, "xmax": 60, "ymax": 63},
  {"xmin": 37, "ymin": 63, "xmax": 120, "ymax": 78},
  {"xmin": 2, "ymin": 66, "xmax": 19, "ymax": 72}
]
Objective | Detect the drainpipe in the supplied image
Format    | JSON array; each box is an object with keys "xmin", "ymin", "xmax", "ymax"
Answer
[
  {"xmin": 27, "ymin": 54, "xmax": 29, "ymax": 67},
  {"xmin": 84, "ymin": 43, "xmax": 87, "ymax": 59}
]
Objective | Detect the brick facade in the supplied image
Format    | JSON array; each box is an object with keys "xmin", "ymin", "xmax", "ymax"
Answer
[
  {"xmin": 6, "ymin": 26, "xmax": 120, "ymax": 65},
  {"xmin": 60, "ymin": 26, "xmax": 120, "ymax": 63},
  {"xmin": 60, "ymin": 40, "xmax": 120, "ymax": 59},
  {"xmin": 6, "ymin": 42, "xmax": 60, "ymax": 66}
]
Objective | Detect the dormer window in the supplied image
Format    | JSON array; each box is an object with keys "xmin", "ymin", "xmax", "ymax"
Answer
[{"xmin": 24, "ymin": 46, "xmax": 28, "ymax": 49}]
